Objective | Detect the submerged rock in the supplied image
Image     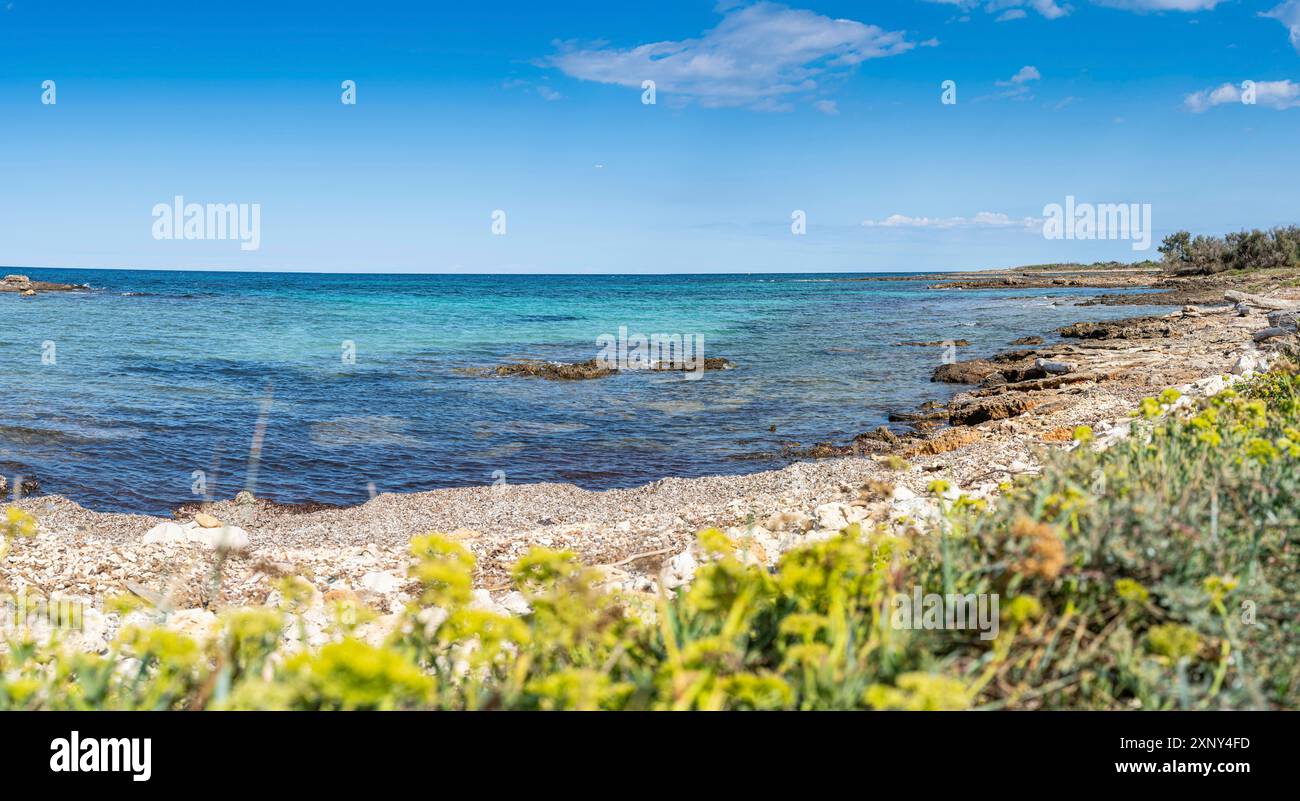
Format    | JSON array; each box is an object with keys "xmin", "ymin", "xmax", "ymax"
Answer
[
  {"xmin": 0, "ymin": 475, "xmax": 40, "ymax": 498},
  {"xmin": 467, "ymin": 357, "xmax": 732, "ymax": 381},
  {"xmin": 898, "ymin": 339, "xmax": 970, "ymax": 347}
]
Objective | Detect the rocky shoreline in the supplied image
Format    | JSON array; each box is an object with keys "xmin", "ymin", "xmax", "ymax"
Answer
[{"xmin": 3, "ymin": 273, "xmax": 1298, "ymax": 654}]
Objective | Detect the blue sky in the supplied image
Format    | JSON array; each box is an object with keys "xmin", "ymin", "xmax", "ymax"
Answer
[{"xmin": 1, "ymin": 0, "xmax": 1298, "ymax": 273}]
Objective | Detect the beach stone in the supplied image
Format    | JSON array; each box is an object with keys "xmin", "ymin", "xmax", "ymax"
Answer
[
  {"xmin": 1231, "ymin": 351, "xmax": 1263, "ymax": 376},
  {"xmin": 143, "ymin": 520, "xmax": 248, "ymax": 550},
  {"xmin": 661, "ymin": 550, "xmax": 697, "ymax": 590},
  {"xmin": 360, "ymin": 571, "xmax": 403, "ymax": 595},
  {"xmin": 142, "ymin": 521, "xmax": 190, "ymax": 545},
  {"xmin": 813, "ymin": 502, "xmax": 852, "ymax": 532},
  {"xmin": 193, "ymin": 512, "xmax": 222, "ymax": 528},
  {"xmin": 499, "ymin": 591, "xmax": 533, "ymax": 616},
  {"xmin": 890, "ymin": 485, "xmax": 917, "ymax": 502},
  {"xmin": 191, "ymin": 524, "xmax": 250, "ymax": 550},
  {"xmin": 234, "ymin": 490, "xmax": 256, "ymax": 505},
  {"xmin": 1191, "ymin": 374, "xmax": 1228, "ymax": 396},
  {"xmin": 2, "ymin": 274, "xmax": 30, "ymax": 283},
  {"xmin": 20, "ymin": 289, "xmax": 36, "ymax": 296},
  {"xmin": 1034, "ymin": 358, "xmax": 1074, "ymax": 375},
  {"xmin": 357, "ymin": 613, "xmax": 403, "ymax": 648}
]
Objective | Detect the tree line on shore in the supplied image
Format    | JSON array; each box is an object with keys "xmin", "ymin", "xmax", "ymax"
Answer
[{"xmin": 1159, "ymin": 226, "xmax": 1300, "ymax": 276}]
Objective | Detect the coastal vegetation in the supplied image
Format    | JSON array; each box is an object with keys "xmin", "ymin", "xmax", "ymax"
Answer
[
  {"xmin": 3, "ymin": 361, "xmax": 1296, "ymax": 710},
  {"xmin": 1159, "ymin": 227, "xmax": 1300, "ymax": 276}
]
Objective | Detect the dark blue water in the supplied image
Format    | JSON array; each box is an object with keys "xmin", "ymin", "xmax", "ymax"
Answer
[{"xmin": 0, "ymin": 268, "xmax": 1174, "ymax": 514}]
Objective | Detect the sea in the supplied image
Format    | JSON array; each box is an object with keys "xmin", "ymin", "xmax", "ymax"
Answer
[{"xmin": 0, "ymin": 268, "xmax": 1176, "ymax": 514}]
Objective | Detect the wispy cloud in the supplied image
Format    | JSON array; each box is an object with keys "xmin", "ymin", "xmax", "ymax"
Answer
[
  {"xmin": 1094, "ymin": 1, "xmax": 1223, "ymax": 10},
  {"xmin": 981, "ymin": 65, "xmax": 1041, "ymax": 101},
  {"xmin": 1264, "ymin": 1, "xmax": 1300, "ymax": 52},
  {"xmin": 1184, "ymin": 79, "xmax": 1300, "ymax": 112},
  {"xmin": 926, "ymin": 0, "xmax": 1223, "ymax": 18},
  {"xmin": 547, "ymin": 2, "xmax": 916, "ymax": 110},
  {"xmin": 862, "ymin": 211, "xmax": 1041, "ymax": 229},
  {"xmin": 998, "ymin": 65, "xmax": 1041, "ymax": 86},
  {"xmin": 922, "ymin": 0, "xmax": 1069, "ymax": 20}
]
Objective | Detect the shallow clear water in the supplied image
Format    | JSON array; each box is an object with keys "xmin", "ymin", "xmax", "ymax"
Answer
[{"xmin": 0, "ymin": 268, "xmax": 1174, "ymax": 514}]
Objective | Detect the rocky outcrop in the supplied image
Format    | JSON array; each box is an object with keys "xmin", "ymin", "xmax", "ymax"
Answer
[
  {"xmin": 949, "ymin": 394, "xmax": 1035, "ymax": 426},
  {"xmin": 1058, "ymin": 316, "xmax": 1174, "ymax": 340},
  {"xmin": 0, "ymin": 274, "xmax": 82, "ymax": 294},
  {"xmin": 931, "ymin": 359, "xmax": 1003, "ymax": 384}
]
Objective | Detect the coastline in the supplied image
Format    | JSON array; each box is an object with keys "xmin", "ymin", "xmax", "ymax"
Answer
[{"xmin": 5, "ymin": 269, "xmax": 1296, "ymax": 633}]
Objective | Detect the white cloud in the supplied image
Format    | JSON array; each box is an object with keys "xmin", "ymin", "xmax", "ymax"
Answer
[
  {"xmin": 1184, "ymin": 80, "xmax": 1300, "ymax": 112},
  {"xmin": 862, "ymin": 211, "xmax": 1041, "ymax": 229},
  {"xmin": 813, "ymin": 99, "xmax": 840, "ymax": 114},
  {"xmin": 926, "ymin": 0, "xmax": 1223, "ymax": 17},
  {"xmin": 998, "ymin": 65, "xmax": 1041, "ymax": 85},
  {"xmin": 988, "ymin": 65, "xmax": 1041, "ymax": 100},
  {"xmin": 923, "ymin": 0, "xmax": 1069, "ymax": 20},
  {"xmin": 1264, "ymin": 1, "xmax": 1300, "ymax": 52},
  {"xmin": 1093, "ymin": 0, "xmax": 1221, "ymax": 10},
  {"xmin": 548, "ymin": 2, "xmax": 915, "ymax": 110}
]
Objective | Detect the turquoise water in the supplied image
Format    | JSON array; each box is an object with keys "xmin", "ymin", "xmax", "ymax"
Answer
[{"xmin": 0, "ymin": 268, "xmax": 1174, "ymax": 514}]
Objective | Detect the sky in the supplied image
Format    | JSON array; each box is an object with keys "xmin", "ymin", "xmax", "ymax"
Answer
[{"xmin": 1, "ymin": 0, "xmax": 1298, "ymax": 273}]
